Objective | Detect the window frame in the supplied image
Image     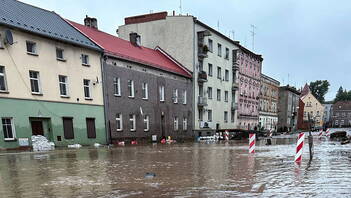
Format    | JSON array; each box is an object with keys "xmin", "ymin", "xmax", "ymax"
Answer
[
  {"xmin": 208, "ymin": 39, "xmax": 213, "ymax": 52},
  {"xmin": 59, "ymin": 75, "xmax": 69, "ymax": 97},
  {"xmin": 83, "ymin": 79, "xmax": 92, "ymax": 99},
  {"xmin": 0, "ymin": 66, "xmax": 8, "ymax": 92},
  {"xmin": 29, "ymin": 70, "xmax": 42, "ymax": 94},
  {"xmin": 224, "ymin": 111, "xmax": 228, "ymax": 123},
  {"xmin": 208, "ymin": 87, "xmax": 213, "ymax": 99},
  {"xmin": 173, "ymin": 89, "xmax": 178, "ymax": 104},
  {"xmin": 208, "ymin": 63, "xmax": 213, "ymax": 76},
  {"xmin": 183, "ymin": 90, "xmax": 187, "ymax": 105},
  {"xmin": 1, "ymin": 117, "xmax": 16, "ymax": 141},
  {"xmin": 174, "ymin": 116, "xmax": 179, "ymax": 131},
  {"xmin": 225, "ymin": 69, "xmax": 229, "ymax": 81},
  {"xmin": 159, "ymin": 85, "xmax": 165, "ymax": 102},
  {"xmin": 142, "ymin": 82, "xmax": 148, "ymax": 100},
  {"xmin": 225, "ymin": 47, "xmax": 229, "ymax": 59},
  {"xmin": 56, "ymin": 48, "xmax": 65, "ymax": 61},
  {"xmin": 208, "ymin": 109, "xmax": 212, "ymax": 122},
  {"xmin": 113, "ymin": 77, "xmax": 121, "ymax": 96},
  {"xmin": 116, "ymin": 113, "xmax": 123, "ymax": 131},
  {"xmin": 217, "ymin": 43, "xmax": 222, "ymax": 57},
  {"xmin": 81, "ymin": 54, "xmax": 90, "ymax": 66},
  {"xmin": 217, "ymin": 89, "xmax": 221, "ymax": 101},
  {"xmin": 217, "ymin": 67, "xmax": 222, "ymax": 79},
  {"xmin": 129, "ymin": 114, "xmax": 136, "ymax": 131},
  {"xmin": 26, "ymin": 40, "xmax": 37, "ymax": 55},
  {"xmin": 224, "ymin": 91, "xmax": 229, "ymax": 102},
  {"xmin": 183, "ymin": 117, "xmax": 187, "ymax": 131},
  {"xmin": 127, "ymin": 80, "xmax": 135, "ymax": 98},
  {"xmin": 144, "ymin": 115, "xmax": 149, "ymax": 132}
]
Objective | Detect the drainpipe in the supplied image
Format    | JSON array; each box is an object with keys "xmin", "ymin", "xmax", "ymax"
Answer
[{"xmin": 192, "ymin": 19, "xmax": 196, "ymax": 137}]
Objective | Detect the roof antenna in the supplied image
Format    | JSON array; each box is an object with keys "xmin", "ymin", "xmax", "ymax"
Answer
[
  {"xmin": 179, "ymin": 0, "xmax": 182, "ymax": 15},
  {"xmin": 217, "ymin": 20, "xmax": 219, "ymax": 31},
  {"xmin": 250, "ymin": 24, "xmax": 257, "ymax": 51}
]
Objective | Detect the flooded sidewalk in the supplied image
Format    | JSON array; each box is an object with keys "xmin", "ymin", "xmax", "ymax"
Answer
[{"xmin": 0, "ymin": 136, "xmax": 350, "ymax": 197}]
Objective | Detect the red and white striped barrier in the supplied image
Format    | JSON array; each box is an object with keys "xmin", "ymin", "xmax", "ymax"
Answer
[
  {"xmin": 325, "ymin": 128, "xmax": 330, "ymax": 136},
  {"xmin": 294, "ymin": 133, "xmax": 305, "ymax": 162},
  {"xmin": 318, "ymin": 129, "xmax": 323, "ymax": 137},
  {"xmin": 249, "ymin": 133, "xmax": 256, "ymax": 153}
]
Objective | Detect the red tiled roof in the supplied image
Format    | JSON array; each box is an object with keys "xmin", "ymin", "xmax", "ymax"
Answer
[{"xmin": 67, "ymin": 20, "xmax": 191, "ymax": 78}]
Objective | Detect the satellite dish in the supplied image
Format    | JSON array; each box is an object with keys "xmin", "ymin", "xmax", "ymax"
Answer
[{"xmin": 4, "ymin": 29, "xmax": 13, "ymax": 45}]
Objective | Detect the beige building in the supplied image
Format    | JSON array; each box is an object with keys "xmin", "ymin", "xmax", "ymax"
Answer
[
  {"xmin": 300, "ymin": 84, "xmax": 324, "ymax": 128},
  {"xmin": 118, "ymin": 12, "xmax": 240, "ymax": 135}
]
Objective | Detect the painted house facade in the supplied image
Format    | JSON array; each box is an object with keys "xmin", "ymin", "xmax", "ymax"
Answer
[
  {"xmin": 332, "ymin": 101, "xmax": 351, "ymax": 127},
  {"xmin": 70, "ymin": 17, "xmax": 193, "ymax": 142},
  {"xmin": 117, "ymin": 12, "xmax": 259, "ymax": 135},
  {"xmin": 277, "ymin": 85, "xmax": 300, "ymax": 132},
  {"xmin": 259, "ymin": 74, "xmax": 280, "ymax": 131},
  {"xmin": 300, "ymin": 84, "xmax": 324, "ymax": 128},
  {"xmin": 0, "ymin": 0, "xmax": 106, "ymax": 149}
]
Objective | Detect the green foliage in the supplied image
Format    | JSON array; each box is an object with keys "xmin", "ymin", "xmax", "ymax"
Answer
[
  {"xmin": 309, "ymin": 80, "xmax": 330, "ymax": 103},
  {"xmin": 334, "ymin": 86, "xmax": 351, "ymax": 102}
]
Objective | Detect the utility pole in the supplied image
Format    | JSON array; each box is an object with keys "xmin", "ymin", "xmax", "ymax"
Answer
[{"xmin": 250, "ymin": 24, "xmax": 257, "ymax": 51}]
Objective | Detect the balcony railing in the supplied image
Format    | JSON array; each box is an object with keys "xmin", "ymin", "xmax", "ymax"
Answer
[
  {"xmin": 231, "ymin": 102, "xmax": 238, "ymax": 111},
  {"xmin": 198, "ymin": 71, "xmax": 208, "ymax": 83},
  {"xmin": 198, "ymin": 96, "xmax": 208, "ymax": 107}
]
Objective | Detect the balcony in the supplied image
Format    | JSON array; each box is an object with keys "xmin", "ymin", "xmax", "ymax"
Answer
[
  {"xmin": 198, "ymin": 71, "xmax": 208, "ymax": 83},
  {"xmin": 231, "ymin": 102, "xmax": 238, "ymax": 111},
  {"xmin": 198, "ymin": 45, "xmax": 209, "ymax": 59},
  {"xmin": 232, "ymin": 82, "xmax": 239, "ymax": 91},
  {"xmin": 198, "ymin": 96, "xmax": 208, "ymax": 107}
]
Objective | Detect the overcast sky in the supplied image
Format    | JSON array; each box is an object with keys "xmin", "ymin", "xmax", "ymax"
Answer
[{"xmin": 21, "ymin": 0, "xmax": 351, "ymax": 101}]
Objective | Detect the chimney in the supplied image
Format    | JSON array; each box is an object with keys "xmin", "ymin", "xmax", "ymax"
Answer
[
  {"xmin": 129, "ymin": 32, "xmax": 141, "ymax": 46},
  {"xmin": 84, "ymin": 15, "xmax": 98, "ymax": 29}
]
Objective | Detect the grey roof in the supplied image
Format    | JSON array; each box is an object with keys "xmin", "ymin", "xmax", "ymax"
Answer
[{"xmin": 0, "ymin": 0, "xmax": 100, "ymax": 51}]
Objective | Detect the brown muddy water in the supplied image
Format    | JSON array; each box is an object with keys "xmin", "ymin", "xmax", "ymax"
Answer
[{"xmin": 0, "ymin": 135, "xmax": 350, "ymax": 198}]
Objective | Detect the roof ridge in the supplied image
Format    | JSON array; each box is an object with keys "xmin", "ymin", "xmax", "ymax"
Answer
[{"xmin": 16, "ymin": 0, "xmax": 55, "ymax": 14}]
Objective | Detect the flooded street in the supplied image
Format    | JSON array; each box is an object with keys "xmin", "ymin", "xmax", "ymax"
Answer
[{"xmin": 0, "ymin": 135, "xmax": 351, "ymax": 197}]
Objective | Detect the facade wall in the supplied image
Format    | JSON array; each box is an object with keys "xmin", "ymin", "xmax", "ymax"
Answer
[
  {"xmin": 237, "ymin": 50, "xmax": 262, "ymax": 130},
  {"xmin": 103, "ymin": 58, "xmax": 193, "ymax": 141},
  {"xmin": 301, "ymin": 92, "xmax": 324, "ymax": 127},
  {"xmin": 323, "ymin": 104, "xmax": 332, "ymax": 126},
  {"xmin": 277, "ymin": 86, "xmax": 300, "ymax": 132},
  {"xmin": 332, "ymin": 102, "xmax": 351, "ymax": 127},
  {"xmin": 118, "ymin": 15, "xmax": 240, "ymax": 133},
  {"xmin": 0, "ymin": 98, "xmax": 106, "ymax": 149},
  {"xmin": 0, "ymin": 27, "xmax": 105, "ymax": 148},
  {"xmin": 259, "ymin": 74, "xmax": 279, "ymax": 131}
]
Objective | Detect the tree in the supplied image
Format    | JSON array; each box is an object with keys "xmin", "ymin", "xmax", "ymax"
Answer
[
  {"xmin": 334, "ymin": 86, "xmax": 351, "ymax": 102},
  {"xmin": 309, "ymin": 80, "xmax": 330, "ymax": 103}
]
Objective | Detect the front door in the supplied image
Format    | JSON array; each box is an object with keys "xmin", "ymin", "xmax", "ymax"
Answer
[{"xmin": 31, "ymin": 121, "xmax": 44, "ymax": 136}]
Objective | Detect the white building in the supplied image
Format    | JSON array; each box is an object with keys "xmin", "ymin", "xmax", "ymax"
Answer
[{"xmin": 118, "ymin": 12, "xmax": 241, "ymax": 135}]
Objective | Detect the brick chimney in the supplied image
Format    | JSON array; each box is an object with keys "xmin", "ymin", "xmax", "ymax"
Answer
[{"xmin": 84, "ymin": 15, "xmax": 98, "ymax": 29}]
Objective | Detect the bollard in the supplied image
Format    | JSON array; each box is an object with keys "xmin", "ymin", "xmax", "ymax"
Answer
[
  {"xmin": 318, "ymin": 129, "xmax": 323, "ymax": 137},
  {"xmin": 295, "ymin": 133, "xmax": 305, "ymax": 163},
  {"xmin": 249, "ymin": 133, "xmax": 256, "ymax": 153},
  {"xmin": 325, "ymin": 128, "xmax": 330, "ymax": 137}
]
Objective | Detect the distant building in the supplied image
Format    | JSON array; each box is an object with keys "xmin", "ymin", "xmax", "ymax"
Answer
[
  {"xmin": 259, "ymin": 74, "xmax": 280, "ymax": 131},
  {"xmin": 277, "ymin": 85, "xmax": 301, "ymax": 132},
  {"xmin": 70, "ymin": 17, "xmax": 193, "ymax": 142},
  {"xmin": 323, "ymin": 103, "xmax": 333, "ymax": 127},
  {"xmin": 331, "ymin": 101, "xmax": 351, "ymax": 127},
  {"xmin": 118, "ymin": 11, "xmax": 260, "ymax": 135},
  {"xmin": 300, "ymin": 84, "xmax": 324, "ymax": 128},
  {"xmin": 0, "ymin": 0, "xmax": 106, "ymax": 149}
]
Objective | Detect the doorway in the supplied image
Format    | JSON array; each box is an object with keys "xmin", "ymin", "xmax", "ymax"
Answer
[{"xmin": 31, "ymin": 121, "xmax": 44, "ymax": 136}]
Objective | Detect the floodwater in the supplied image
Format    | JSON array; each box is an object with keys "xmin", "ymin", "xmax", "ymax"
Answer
[{"xmin": 0, "ymin": 135, "xmax": 351, "ymax": 198}]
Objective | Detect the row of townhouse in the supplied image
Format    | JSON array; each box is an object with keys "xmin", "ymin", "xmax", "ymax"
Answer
[{"xmin": 1, "ymin": 1, "xmax": 288, "ymax": 149}]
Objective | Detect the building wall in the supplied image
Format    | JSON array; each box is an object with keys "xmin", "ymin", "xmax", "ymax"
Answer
[
  {"xmin": 332, "ymin": 102, "xmax": 351, "ymax": 127},
  {"xmin": 118, "ymin": 14, "xmax": 240, "ymax": 132},
  {"xmin": 323, "ymin": 104, "xmax": 332, "ymax": 126},
  {"xmin": 0, "ymin": 27, "xmax": 103, "ymax": 105},
  {"xmin": 259, "ymin": 75, "xmax": 279, "ymax": 131},
  {"xmin": 103, "ymin": 58, "xmax": 193, "ymax": 141},
  {"xmin": 301, "ymin": 92, "xmax": 324, "ymax": 127},
  {"xmin": 0, "ymin": 27, "xmax": 105, "ymax": 148},
  {"xmin": 237, "ymin": 50, "xmax": 262, "ymax": 130},
  {"xmin": 0, "ymin": 97, "xmax": 106, "ymax": 149},
  {"xmin": 278, "ymin": 86, "xmax": 300, "ymax": 132}
]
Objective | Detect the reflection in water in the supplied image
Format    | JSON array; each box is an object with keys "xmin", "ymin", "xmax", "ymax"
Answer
[{"xmin": 0, "ymin": 137, "xmax": 350, "ymax": 197}]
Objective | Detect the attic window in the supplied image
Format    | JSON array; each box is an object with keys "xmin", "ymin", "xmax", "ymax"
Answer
[
  {"xmin": 81, "ymin": 54, "xmax": 89, "ymax": 66},
  {"xmin": 26, "ymin": 41, "xmax": 37, "ymax": 55},
  {"xmin": 56, "ymin": 48, "xmax": 65, "ymax": 61}
]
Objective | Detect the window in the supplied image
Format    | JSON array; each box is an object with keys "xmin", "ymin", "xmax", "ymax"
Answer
[
  {"xmin": 2, "ymin": 118, "xmax": 16, "ymax": 140},
  {"xmin": 142, "ymin": 82, "xmax": 148, "ymax": 99},
  {"xmin": 231, "ymin": 111, "xmax": 235, "ymax": 123},
  {"xmin": 208, "ymin": 87, "xmax": 213, "ymax": 99},
  {"xmin": 224, "ymin": 111, "xmax": 228, "ymax": 123},
  {"xmin": 0, "ymin": 66, "xmax": 8, "ymax": 92},
  {"xmin": 59, "ymin": 75, "xmax": 69, "ymax": 97},
  {"xmin": 225, "ymin": 48, "xmax": 229, "ymax": 59},
  {"xmin": 208, "ymin": 63, "xmax": 213, "ymax": 76},
  {"xmin": 83, "ymin": 79, "xmax": 91, "ymax": 99},
  {"xmin": 183, "ymin": 117, "xmax": 187, "ymax": 131},
  {"xmin": 225, "ymin": 91, "xmax": 229, "ymax": 102},
  {"xmin": 81, "ymin": 54, "xmax": 89, "ymax": 65},
  {"xmin": 26, "ymin": 41, "xmax": 37, "ymax": 54},
  {"xmin": 174, "ymin": 117, "xmax": 179, "ymax": 131},
  {"xmin": 159, "ymin": 85, "xmax": 165, "ymax": 101},
  {"xmin": 217, "ymin": 43, "xmax": 222, "ymax": 57},
  {"xmin": 208, "ymin": 39, "xmax": 213, "ymax": 52},
  {"xmin": 183, "ymin": 90, "xmax": 187, "ymax": 105},
  {"xmin": 225, "ymin": 70, "xmax": 229, "ymax": 81},
  {"xmin": 173, "ymin": 89, "xmax": 178, "ymax": 103},
  {"xmin": 208, "ymin": 110, "xmax": 212, "ymax": 122},
  {"xmin": 29, "ymin": 71, "xmax": 41, "ymax": 94},
  {"xmin": 217, "ymin": 89, "xmax": 221, "ymax": 101},
  {"xmin": 217, "ymin": 67, "xmax": 222, "ymax": 79},
  {"xmin": 127, "ymin": 80, "xmax": 135, "ymax": 98},
  {"xmin": 113, "ymin": 77, "xmax": 121, "ymax": 96},
  {"xmin": 63, "ymin": 117, "xmax": 74, "ymax": 139},
  {"xmin": 56, "ymin": 48, "xmax": 64, "ymax": 60},
  {"xmin": 116, "ymin": 113, "xmax": 123, "ymax": 131},
  {"xmin": 129, "ymin": 114, "xmax": 136, "ymax": 131},
  {"xmin": 86, "ymin": 118, "xmax": 96, "ymax": 139},
  {"xmin": 199, "ymin": 109, "xmax": 203, "ymax": 121},
  {"xmin": 144, "ymin": 115, "xmax": 149, "ymax": 132}
]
